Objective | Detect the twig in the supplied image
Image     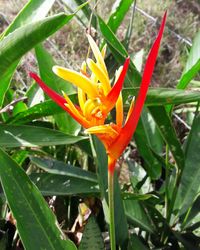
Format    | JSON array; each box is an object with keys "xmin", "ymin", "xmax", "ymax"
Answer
[
  {"xmin": 173, "ymin": 112, "xmax": 191, "ymax": 130},
  {"xmin": 0, "ymin": 97, "xmax": 27, "ymax": 114}
]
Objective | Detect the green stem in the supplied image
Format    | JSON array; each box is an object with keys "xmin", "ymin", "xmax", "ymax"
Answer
[
  {"xmin": 108, "ymin": 170, "xmax": 116, "ymax": 250},
  {"xmin": 165, "ymin": 144, "xmax": 169, "ymax": 218}
]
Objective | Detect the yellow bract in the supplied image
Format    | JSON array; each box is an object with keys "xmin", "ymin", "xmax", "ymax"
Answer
[{"xmin": 53, "ymin": 34, "xmax": 125, "ymax": 129}]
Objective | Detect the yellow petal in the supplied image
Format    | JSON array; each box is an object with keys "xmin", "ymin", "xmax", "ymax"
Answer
[
  {"xmin": 85, "ymin": 124, "xmax": 119, "ymax": 139},
  {"xmin": 78, "ymin": 88, "xmax": 86, "ymax": 112},
  {"xmin": 62, "ymin": 91, "xmax": 88, "ymax": 127},
  {"xmin": 114, "ymin": 67, "xmax": 124, "ymax": 127},
  {"xmin": 53, "ymin": 66, "xmax": 98, "ymax": 98},
  {"xmin": 87, "ymin": 34, "xmax": 109, "ymax": 78},
  {"xmin": 87, "ymin": 58, "xmax": 110, "ymax": 94},
  {"xmin": 116, "ymin": 93, "xmax": 123, "ymax": 128}
]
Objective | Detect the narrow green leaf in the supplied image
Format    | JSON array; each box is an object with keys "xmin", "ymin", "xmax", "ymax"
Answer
[
  {"xmin": 31, "ymin": 156, "xmax": 97, "ymax": 183},
  {"xmin": 0, "ymin": 124, "xmax": 86, "ymax": 147},
  {"xmin": 0, "ymin": 13, "xmax": 73, "ymax": 78},
  {"xmin": 128, "ymin": 234, "xmax": 149, "ymax": 250},
  {"xmin": 141, "ymin": 107, "xmax": 163, "ymax": 155},
  {"xmin": 12, "ymin": 150, "xmax": 28, "ymax": 166},
  {"xmin": 12, "ymin": 101, "xmax": 27, "ymax": 116},
  {"xmin": 61, "ymin": 0, "xmax": 93, "ymax": 27},
  {"xmin": 79, "ymin": 216, "xmax": 104, "ymax": 250},
  {"xmin": 122, "ymin": 192, "xmax": 154, "ymax": 201},
  {"xmin": 31, "ymin": 173, "xmax": 99, "ymax": 196},
  {"xmin": 124, "ymin": 200, "xmax": 155, "ymax": 233},
  {"xmin": 173, "ymin": 114, "xmax": 200, "ymax": 216},
  {"xmin": 107, "ymin": 0, "xmax": 134, "ymax": 33},
  {"xmin": 149, "ymin": 106, "xmax": 185, "ymax": 170},
  {"xmin": 134, "ymin": 118, "xmax": 162, "ymax": 179},
  {"xmin": 0, "ymin": 13, "xmax": 74, "ymax": 107},
  {"xmin": 0, "ymin": 148, "xmax": 76, "ymax": 250},
  {"xmin": 0, "ymin": 0, "xmax": 56, "ymax": 107},
  {"xmin": 177, "ymin": 30, "xmax": 200, "ymax": 89},
  {"xmin": 35, "ymin": 44, "xmax": 80, "ymax": 135},
  {"xmin": 98, "ymin": 15, "xmax": 141, "ymax": 86},
  {"xmin": 2, "ymin": 0, "xmax": 55, "ymax": 38},
  {"xmin": 123, "ymin": 87, "xmax": 200, "ymax": 106},
  {"xmin": 7, "ymin": 100, "xmax": 64, "ymax": 125},
  {"xmin": 182, "ymin": 196, "xmax": 200, "ymax": 230}
]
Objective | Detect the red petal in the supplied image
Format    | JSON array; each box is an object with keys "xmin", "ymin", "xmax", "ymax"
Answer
[
  {"xmin": 109, "ymin": 12, "xmax": 167, "ymax": 159},
  {"xmin": 30, "ymin": 72, "xmax": 89, "ymax": 128},
  {"xmin": 29, "ymin": 72, "xmax": 66, "ymax": 109},
  {"xmin": 104, "ymin": 57, "xmax": 130, "ymax": 111}
]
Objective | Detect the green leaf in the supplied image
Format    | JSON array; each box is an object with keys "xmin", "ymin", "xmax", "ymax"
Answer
[
  {"xmin": 124, "ymin": 200, "xmax": 155, "ymax": 233},
  {"xmin": 35, "ymin": 44, "xmax": 80, "ymax": 135},
  {"xmin": 0, "ymin": 0, "xmax": 56, "ymax": 107},
  {"xmin": 0, "ymin": 124, "xmax": 86, "ymax": 147},
  {"xmin": 123, "ymin": 87, "xmax": 200, "ymax": 106},
  {"xmin": 182, "ymin": 196, "xmax": 200, "ymax": 230},
  {"xmin": 7, "ymin": 100, "xmax": 64, "ymax": 125},
  {"xmin": 2, "ymin": 0, "xmax": 56, "ymax": 38},
  {"xmin": 0, "ymin": 148, "xmax": 76, "ymax": 250},
  {"xmin": 12, "ymin": 101, "xmax": 27, "ymax": 116},
  {"xmin": 98, "ymin": 15, "xmax": 141, "ymax": 86},
  {"xmin": 0, "ymin": 13, "xmax": 73, "ymax": 78},
  {"xmin": 12, "ymin": 150, "xmax": 28, "ymax": 166},
  {"xmin": 141, "ymin": 107, "xmax": 163, "ymax": 155},
  {"xmin": 31, "ymin": 173, "xmax": 99, "ymax": 196},
  {"xmin": 0, "ymin": 13, "xmax": 74, "ymax": 107},
  {"xmin": 134, "ymin": 118, "xmax": 162, "ymax": 179},
  {"xmin": 173, "ymin": 114, "xmax": 200, "ymax": 216},
  {"xmin": 128, "ymin": 234, "xmax": 149, "ymax": 250},
  {"xmin": 79, "ymin": 216, "xmax": 104, "ymax": 250},
  {"xmin": 61, "ymin": 0, "xmax": 93, "ymax": 27},
  {"xmin": 177, "ymin": 30, "xmax": 200, "ymax": 90},
  {"xmin": 107, "ymin": 0, "xmax": 134, "ymax": 33},
  {"xmin": 149, "ymin": 106, "xmax": 185, "ymax": 170},
  {"xmin": 122, "ymin": 192, "xmax": 154, "ymax": 201},
  {"xmin": 92, "ymin": 137, "xmax": 129, "ymax": 248},
  {"xmin": 127, "ymin": 160, "xmax": 151, "ymax": 194},
  {"xmin": 31, "ymin": 156, "xmax": 97, "ymax": 183}
]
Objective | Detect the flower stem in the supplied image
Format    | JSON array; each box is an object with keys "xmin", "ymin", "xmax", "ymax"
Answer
[{"xmin": 108, "ymin": 170, "xmax": 116, "ymax": 250}]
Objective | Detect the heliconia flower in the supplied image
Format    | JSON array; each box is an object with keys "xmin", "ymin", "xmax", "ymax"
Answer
[{"xmin": 30, "ymin": 12, "xmax": 166, "ymax": 174}]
